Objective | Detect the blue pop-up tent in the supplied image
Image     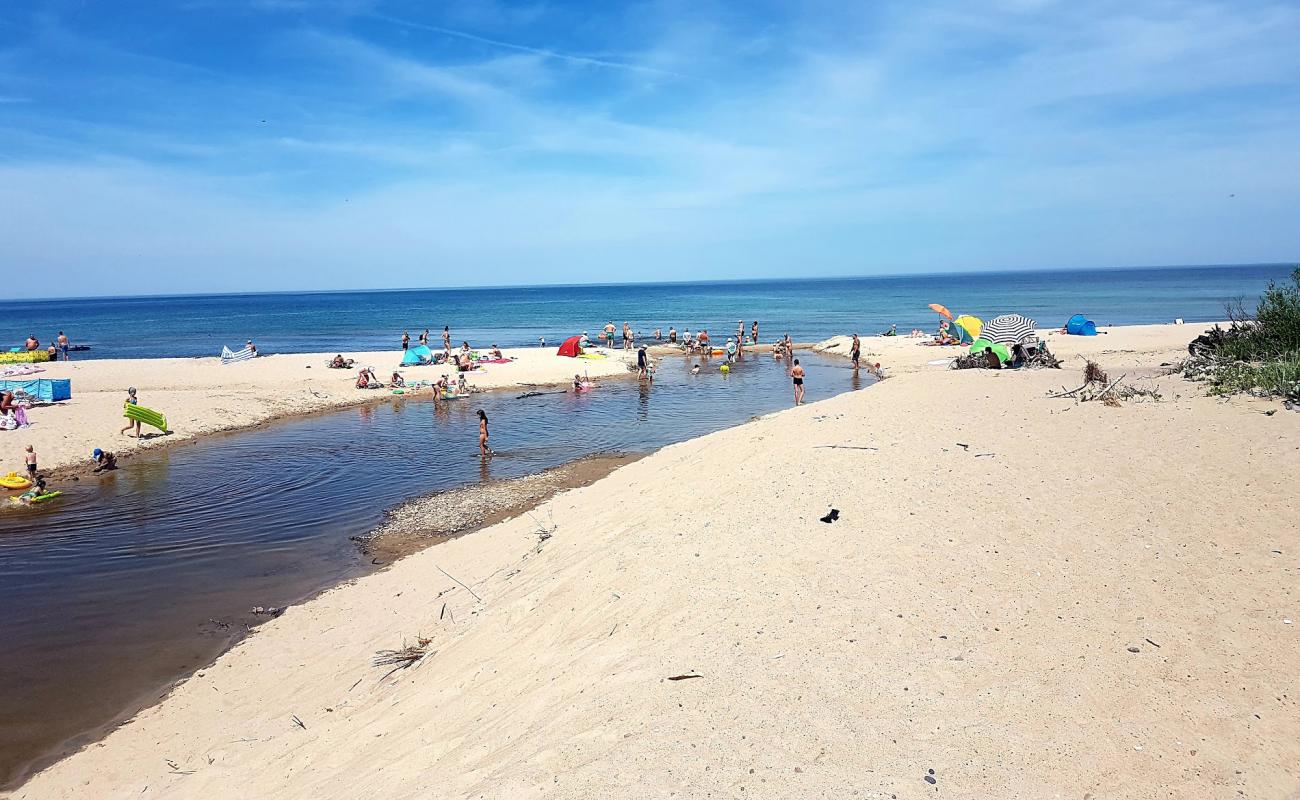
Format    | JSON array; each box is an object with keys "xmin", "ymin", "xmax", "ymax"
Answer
[
  {"xmin": 0, "ymin": 378, "xmax": 71, "ymax": 402},
  {"xmin": 1065, "ymin": 314, "xmax": 1097, "ymax": 336},
  {"xmin": 400, "ymin": 344, "xmax": 434, "ymax": 366}
]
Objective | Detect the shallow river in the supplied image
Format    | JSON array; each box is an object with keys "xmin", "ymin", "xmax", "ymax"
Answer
[{"xmin": 0, "ymin": 350, "xmax": 871, "ymax": 787}]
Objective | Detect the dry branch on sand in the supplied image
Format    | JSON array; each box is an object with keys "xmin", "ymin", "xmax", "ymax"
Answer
[
  {"xmin": 1049, "ymin": 360, "xmax": 1163, "ymax": 405},
  {"xmin": 373, "ymin": 637, "xmax": 436, "ymax": 680}
]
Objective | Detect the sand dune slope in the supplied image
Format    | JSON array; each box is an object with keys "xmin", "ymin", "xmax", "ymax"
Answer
[{"xmin": 12, "ymin": 360, "xmax": 1299, "ymax": 799}]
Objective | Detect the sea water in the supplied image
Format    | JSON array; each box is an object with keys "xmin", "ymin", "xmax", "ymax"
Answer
[{"xmin": 3, "ymin": 264, "xmax": 1289, "ymax": 359}]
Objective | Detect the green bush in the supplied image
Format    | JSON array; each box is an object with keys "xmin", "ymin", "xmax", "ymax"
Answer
[
  {"xmin": 1218, "ymin": 267, "xmax": 1300, "ymax": 361},
  {"xmin": 1184, "ymin": 267, "xmax": 1300, "ymax": 400}
]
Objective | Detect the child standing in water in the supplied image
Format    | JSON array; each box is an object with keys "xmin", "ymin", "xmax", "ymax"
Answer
[
  {"xmin": 24, "ymin": 445, "xmax": 38, "ymax": 480},
  {"xmin": 477, "ymin": 409, "xmax": 491, "ymax": 457}
]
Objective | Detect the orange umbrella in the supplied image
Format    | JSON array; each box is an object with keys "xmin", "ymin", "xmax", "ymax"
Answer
[{"xmin": 928, "ymin": 303, "xmax": 953, "ymax": 320}]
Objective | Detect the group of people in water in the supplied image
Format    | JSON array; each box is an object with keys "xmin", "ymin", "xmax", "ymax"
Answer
[{"xmin": 21, "ymin": 331, "xmax": 73, "ymax": 361}]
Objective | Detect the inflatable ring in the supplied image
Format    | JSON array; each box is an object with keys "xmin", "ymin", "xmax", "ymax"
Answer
[
  {"xmin": 720, "ymin": 364, "xmax": 730, "ymax": 373},
  {"xmin": 1, "ymin": 471, "xmax": 33, "ymax": 490}
]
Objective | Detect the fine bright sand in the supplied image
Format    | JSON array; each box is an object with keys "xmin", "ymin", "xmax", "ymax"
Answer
[{"xmin": 9, "ymin": 323, "xmax": 1300, "ymax": 799}]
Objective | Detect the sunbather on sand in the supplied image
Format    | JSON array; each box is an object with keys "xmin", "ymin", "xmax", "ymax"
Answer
[
  {"xmin": 356, "ymin": 367, "xmax": 381, "ymax": 388},
  {"xmin": 390, "ymin": 372, "xmax": 405, "ymax": 387}
]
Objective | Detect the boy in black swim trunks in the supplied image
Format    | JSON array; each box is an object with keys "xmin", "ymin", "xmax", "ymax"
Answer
[{"xmin": 791, "ymin": 358, "xmax": 805, "ymax": 405}]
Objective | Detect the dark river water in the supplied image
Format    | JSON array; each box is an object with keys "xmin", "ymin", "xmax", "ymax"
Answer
[{"xmin": 0, "ymin": 351, "xmax": 870, "ymax": 788}]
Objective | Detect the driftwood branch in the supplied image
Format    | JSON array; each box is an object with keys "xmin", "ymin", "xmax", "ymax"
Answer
[
  {"xmin": 436, "ymin": 565, "xmax": 483, "ymax": 604},
  {"xmin": 1049, "ymin": 382, "xmax": 1089, "ymax": 399}
]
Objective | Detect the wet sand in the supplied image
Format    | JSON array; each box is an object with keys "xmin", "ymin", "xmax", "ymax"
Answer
[{"xmin": 356, "ymin": 454, "xmax": 643, "ymax": 562}]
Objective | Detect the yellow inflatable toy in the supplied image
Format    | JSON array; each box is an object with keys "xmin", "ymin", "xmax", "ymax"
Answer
[
  {"xmin": 720, "ymin": 364, "xmax": 730, "ymax": 373},
  {"xmin": 1, "ymin": 471, "xmax": 33, "ymax": 490}
]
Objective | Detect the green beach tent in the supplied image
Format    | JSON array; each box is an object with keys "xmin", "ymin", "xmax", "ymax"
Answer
[{"xmin": 969, "ymin": 339, "xmax": 1011, "ymax": 364}]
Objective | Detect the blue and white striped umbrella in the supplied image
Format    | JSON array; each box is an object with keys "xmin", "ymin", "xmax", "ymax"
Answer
[{"xmin": 981, "ymin": 314, "xmax": 1037, "ymax": 345}]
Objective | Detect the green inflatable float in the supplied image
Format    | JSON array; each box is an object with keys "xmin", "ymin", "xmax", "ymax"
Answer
[{"xmin": 124, "ymin": 402, "xmax": 168, "ymax": 433}]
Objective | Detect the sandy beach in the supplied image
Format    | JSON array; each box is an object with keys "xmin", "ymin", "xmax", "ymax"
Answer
[
  {"xmin": 1, "ymin": 346, "xmax": 634, "ymax": 477},
  {"xmin": 10, "ymin": 322, "xmax": 1297, "ymax": 799},
  {"xmin": 813, "ymin": 321, "xmax": 1213, "ymax": 375}
]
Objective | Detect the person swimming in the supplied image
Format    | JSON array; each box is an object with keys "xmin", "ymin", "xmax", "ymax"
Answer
[{"xmin": 17, "ymin": 477, "xmax": 49, "ymax": 504}]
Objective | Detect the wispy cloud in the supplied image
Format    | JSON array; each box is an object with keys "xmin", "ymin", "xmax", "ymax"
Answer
[
  {"xmin": 0, "ymin": 0, "xmax": 1298, "ymax": 296},
  {"xmin": 369, "ymin": 12, "xmax": 690, "ymax": 79}
]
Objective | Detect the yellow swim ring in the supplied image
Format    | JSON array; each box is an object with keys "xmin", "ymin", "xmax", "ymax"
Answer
[{"xmin": 1, "ymin": 471, "xmax": 33, "ymax": 490}]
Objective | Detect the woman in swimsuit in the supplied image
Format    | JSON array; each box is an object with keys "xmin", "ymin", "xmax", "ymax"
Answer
[
  {"xmin": 791, "ymin": 359, "xmax": 805, "ymax": 405},
  {"xmin": 477, "ymin": 409, "xmax": 491, "ymax": 456}
]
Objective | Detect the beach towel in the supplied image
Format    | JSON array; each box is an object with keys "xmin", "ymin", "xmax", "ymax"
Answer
[
  {"xmin": 0, "ymin": 365, "xmax": 45, "ymax": 378},
  {"xmin": 221, "ymin": 345, "xmax": 256, "ymax": 364}
]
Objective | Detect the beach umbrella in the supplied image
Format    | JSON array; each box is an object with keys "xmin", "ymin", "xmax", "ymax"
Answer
[
  {"xmin": 953, "ymin": 314, "xmax": 982, "ymax": 341},
  {"xmin": 928, "ymin": 303, "xmax": 953, "ymax": 320},
  {"xmin": 982, "ymin": 314, "xmax": 1037, "ymax": 345}
]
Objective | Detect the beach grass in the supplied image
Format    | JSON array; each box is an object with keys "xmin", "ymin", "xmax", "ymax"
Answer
[{"xmin": 1185, "ymin": 267, "xmax": 1300, "ymax": 399}]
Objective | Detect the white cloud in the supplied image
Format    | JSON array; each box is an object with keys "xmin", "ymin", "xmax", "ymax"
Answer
[{"xmin": 1, "ymin": 0, "xmax": 1298, "ymax": 296}]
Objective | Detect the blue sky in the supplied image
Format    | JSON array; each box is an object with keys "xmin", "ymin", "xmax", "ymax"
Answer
[{"xmin": 1, "ymin": 0, "xmax": 1298, "ymax": 296}]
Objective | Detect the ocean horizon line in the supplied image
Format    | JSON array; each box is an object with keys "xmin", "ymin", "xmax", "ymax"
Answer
[{"xmin": 6, "ymin": 261, "xmax": 1293, "ymax": 306}]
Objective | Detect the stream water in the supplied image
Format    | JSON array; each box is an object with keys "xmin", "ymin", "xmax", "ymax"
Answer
[{"xmin": 0, "ymin": 350, "xmax": 869, "ymax": 788}]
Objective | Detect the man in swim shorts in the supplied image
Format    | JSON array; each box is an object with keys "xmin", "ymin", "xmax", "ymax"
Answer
[
  {"xmin": 850, "ymin": 334, "xmax": 861, "ymax": 369},
  {"xmin": 57, "ymin": 331, "xmax": 70, "ymax": 361},
  {"xmin": 791, "ymin": 359, "xmax": 805, "ymax": 405}
]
